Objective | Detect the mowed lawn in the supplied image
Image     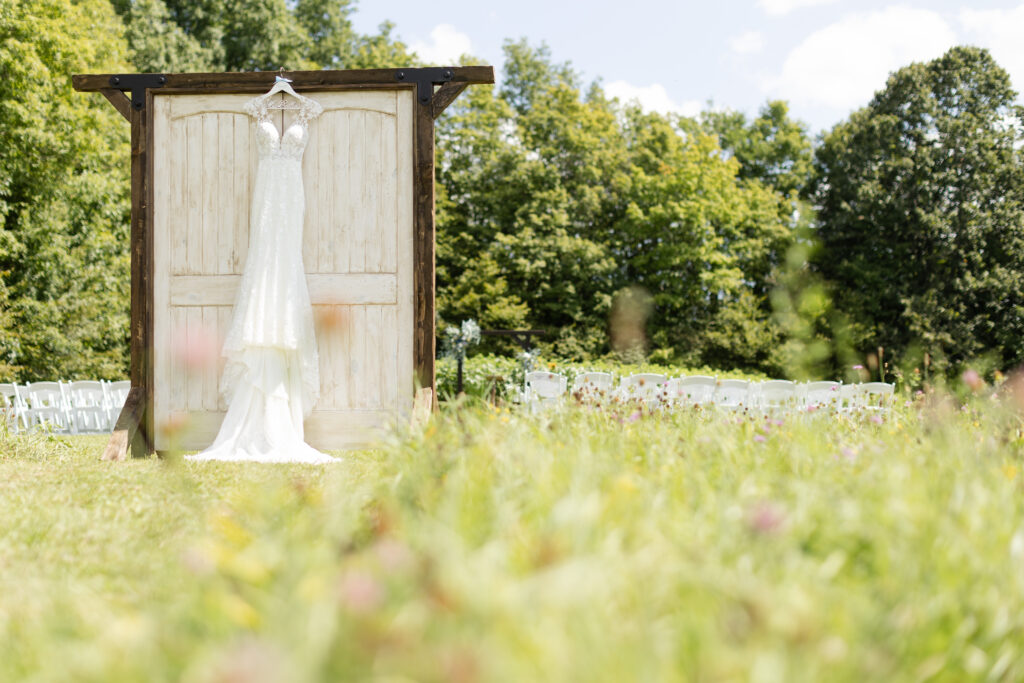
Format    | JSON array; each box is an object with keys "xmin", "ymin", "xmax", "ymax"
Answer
[{"xmin": 2, "ymin": 395, "xmax": 1024, "ymax": 682}]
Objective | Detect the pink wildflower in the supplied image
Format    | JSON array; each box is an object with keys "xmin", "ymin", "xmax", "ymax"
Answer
[
  {"xmin": 337, "ymin": 570, "xmax": 384, "ymax": 614},
  {"xmin": 962, "ymin": 368, "xmax": 984, "ymax": 393},
  {"xmin": 747, "ymin": 501, "xmax": 785, "ymax": 534}
]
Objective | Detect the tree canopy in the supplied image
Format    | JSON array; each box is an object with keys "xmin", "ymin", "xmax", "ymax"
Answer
[
  {"xmin": 810, "ymin": 45, "xmax": 1024, "ymax": 372},
  {"xmin": 0, "ymin": 0, "xmax": 132, "ymax": 380},
  {"xmin": 437, "ymin": 41, "xmax": 796, "ymax": 369},
  {"xmin": 110, "ymin": 0, "xmax": 417, "ymax": 72}
]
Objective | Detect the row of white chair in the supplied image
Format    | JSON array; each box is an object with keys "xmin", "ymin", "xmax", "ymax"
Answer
[
  {"xmin": 523, "ymin": 372, "xmax": 895, "ymax": 413},
  {"xmin": 0, "ymin": 380, "xmax": 130, "ymax": 434}
]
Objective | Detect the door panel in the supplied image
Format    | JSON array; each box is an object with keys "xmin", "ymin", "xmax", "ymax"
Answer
[{"xmin": 152, "ymin": 90, "xmax": 414, "ymax": 451}]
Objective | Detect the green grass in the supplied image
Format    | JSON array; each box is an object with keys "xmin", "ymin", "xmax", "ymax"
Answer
[{"xmin": 2, "ymin": 393, "xmax": 1024, "ymax": 682}]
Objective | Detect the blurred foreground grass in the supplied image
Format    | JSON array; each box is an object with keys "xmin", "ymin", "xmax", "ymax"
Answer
[{"xmin": 2, "ymin": 393, "xmax": 1024, "ymax": 682}]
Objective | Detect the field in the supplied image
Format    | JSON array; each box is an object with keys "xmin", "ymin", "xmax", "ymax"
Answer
[{"xmin": 2, "ymin": 386, "xmax": 1024, "ymax": 682}]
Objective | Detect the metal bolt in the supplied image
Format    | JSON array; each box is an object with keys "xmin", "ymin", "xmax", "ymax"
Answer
[
  {"xmin": 396, "ymin": 71, "xmax": 406, "ymax": 81},
  {"xmin": 110, "ymin": 76, "xmax": 120, "ymax": 86}
]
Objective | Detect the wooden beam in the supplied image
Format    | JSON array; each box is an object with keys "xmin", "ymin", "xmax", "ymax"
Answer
[
  {"xmin": 413, "ymin": 99, "xmax": 437, "ymax": 407},
  {"xmin": 431, "ymin": 81, "xmax": 469, "ymax": 119},
  {"xmin": 100, "ymin": 88, "xmax": 131, "ymax": 120},
  {"xmin": 102, "ymin": 387, "xmax": 145, "ymax": 461},
  {"xmin": 72, "ymin": 66, "xmax": 494, "ymax": 94}
]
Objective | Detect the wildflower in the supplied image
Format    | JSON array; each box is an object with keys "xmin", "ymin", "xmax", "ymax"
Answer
[
  {"xmin": 870, "ymin": 415, "xmax": 883, "ymax": 425},
  {"xmin": 374, "ymin": 539, "xmax": 414, "ymax": 573},
  {"xmin": 753, "ymin": 434, "xmax": 766, "ymax": 442},
  {"xmin": 626, "ymin": 410, "xmax": 642, "ymax": 424},
  {"xmin": 337, "ymin": 570, "xmax": 384, "ymax": 614},
  {"xmin": 962, "ymin": 368, "xmax": 985, "ymax": 393},
  {"xmin": 747, "ymin": 501, "xmax": 785, "ymax": 534}
]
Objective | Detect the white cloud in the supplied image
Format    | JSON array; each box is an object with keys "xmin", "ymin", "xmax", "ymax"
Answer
[
  {"xmin": 768, "ymin": 7, "xmax": 957, "ymax": 109},
  {"xmin": 730, "ymin": 30, "xmax": 765, "ymax": 54},
  {"xmin": 410, "ymin": 24, "xmax": 473, "ymax": 65},
  {"xmin": 958, "ymin": 5, "xmax": 1024, "ymax": 92},
  {"xmin": 605, "ymin": 81, "xmax": 702, "ymax": 117},
  {"xmin": 757, "ymin": 0, "xmax": 838, "ymax": 16}
]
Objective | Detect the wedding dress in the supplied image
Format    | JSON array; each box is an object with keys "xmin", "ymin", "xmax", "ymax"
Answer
[{"xmin": 188, "ymin": 87, "xmax": 335, "ymax": 463}]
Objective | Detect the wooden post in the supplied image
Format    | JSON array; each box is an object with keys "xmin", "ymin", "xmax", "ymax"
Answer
[{"xmin": 413, "ymin": 98, "xmax": 437, "ymax": 408}]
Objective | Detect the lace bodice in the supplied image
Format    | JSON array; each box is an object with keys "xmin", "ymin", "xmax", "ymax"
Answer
[{"xmin": 244, "ymin": 92, "xmax": 323, "ymax": 161}]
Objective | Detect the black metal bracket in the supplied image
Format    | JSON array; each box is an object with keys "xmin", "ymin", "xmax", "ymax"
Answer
[
  {"xmin": 107, "ymin": 74, "xmax": 168, "ymax": 111},
  {"xmin": 394, "ymin": 67, "xmax": 454, "ymax": 106}
]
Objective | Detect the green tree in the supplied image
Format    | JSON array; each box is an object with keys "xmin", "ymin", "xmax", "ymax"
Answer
[
  {"xmin": 0, "ymin": 0, "xmax": 132, "ymax": 380},
  {"xmin": 811, "ymin": 45, "xmax": 1024, "ymax": 372},
  {"xmin": 112, "ymin": 0, "xmax": 416, "ymax": 72},
  {"xmin": 437, "ymin": 41, "xmax": 794, "ymax": 368},
  {"xmin": 615, "ymin": 107, "xmax": 791, "ymax": 370},
  {"xmin": 702, "ymin": 100, "xmax": 814, "ymax": 197},
  {"xmin": 437, "ymin": 42, "xmax": 623, "ymax": 358}
]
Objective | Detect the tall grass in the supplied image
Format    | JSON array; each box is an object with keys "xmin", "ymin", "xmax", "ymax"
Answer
[{"xmin": 1, "ymin": 391, "xmax": 1023, "ymax": 681}]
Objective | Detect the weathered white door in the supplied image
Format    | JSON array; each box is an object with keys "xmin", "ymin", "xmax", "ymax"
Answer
[{"xmin": 151, "ymin": 90, "xmax": 414, "ymax": 451}]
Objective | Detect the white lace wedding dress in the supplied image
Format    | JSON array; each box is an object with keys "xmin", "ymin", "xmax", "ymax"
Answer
[{"xmin": 188, "ymin": 91, "xmax": 335, "ymax": 463}]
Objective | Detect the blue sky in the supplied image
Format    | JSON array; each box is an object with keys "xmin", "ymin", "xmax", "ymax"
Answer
[{"xmin": 351, "ymin": 0, "xmax": 1024, "ymax": 134}]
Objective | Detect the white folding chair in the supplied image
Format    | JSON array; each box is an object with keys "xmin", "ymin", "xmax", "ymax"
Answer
[
  {"xmin": 759, "ymin": 380, "xmax": 797, "ymax": 412},
  {"xmin": 23, "ymin": 381, "xmax": 73, "ymax": 433},
  {"xmin": 571, "ymin": 372, "xmax": 614, "ymax": 400},
  {"xmin": 67, "ymin": 380, "xmax": 109, "ymax": 433},
  {"xmin": 525, "ymin": 372, "xmax": 567, "ymax": 413},
  {"xmin": 0, "ymin": 383, "xmax": 27, "ymax": 432},
  {"xmin": 666, "ymin": 376, "xmax": 716, "ymax": 407},
  {"xmin": 839, "ymin": 384, "xmax": 863, "ymax": 412},
  {"xmin": 803, "ymin": 381, "xmax": 841, "ymax": 410},
  {"xmin": 104, "ymin": 380, "xmax": 131, "ymax": 428},
  {"xmin": 714, "ymin": 379, "xmax": 750, "ymax": 410},
  {"xmin": 861, "ymin": 382, "xmax": 895, "ymax": 412},
  {"xmin": 619, "ymin": 374, "xmax": 668, "ymax": 403}
]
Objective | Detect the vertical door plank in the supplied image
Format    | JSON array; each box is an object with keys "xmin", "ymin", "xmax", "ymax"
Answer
[
  {"xmin": 380, "ymin": 105, "xmax": 398, "ymax": 274},
  {"xmin": 186, "ymin": 306, "xmax": 203, "ymax": 411},
  {"xmin": 396, "ymin": 90, "xmax": 415, "ymax": 407},
  {"xmin": 152, "ymin": 97, "xmax": 170, "ymax": 435},
  {"xmin": 313, "ymin": 306, "xmax": 329, "ymax": 410},
  {"xmin": 185, "ymin": 116, "xmax": 202, "ymax": 275},
  {"xmin": 317, "ymin": 110, "xmax": 336, "ymax": 274},
  {"xmin": 170, "ymin": 306, "xmax": 187, "ymax": 413},
  {"xmin": 364, "ymin": 113, "xmax": 384, "ymax": 274},
  {"xmin": 348, "ymin": 110, "xmax": 367, "ymax": 273},
  {"xmin": 382, "ymin": 305, "xmax": 398, "ymax": 411},
  {"xmin": 331, "ymin": 111, "xmax": 350, "ymax": 274},
  {"xmin": 217, "ymin": 305, "xmax": 230, "ymax": 411},
  {"xmin": 335, "ymin": 304, "xmax": 351, "ymax": 410},
  {"xmin": 302, "ymin": 114, "xmax": 318, "ymax": 273},
  {"xmin": 349, "ymin": 305, "xmax": 365, "ymax": 409},
  {"xmin": 202, "ymin": 114, "xmax": 219, "ymax": 276},
  {"xmin": 217, "ymin": 114, "xmax": 234, "ymax": 275},
  {"xmin": 365, "ymin": 305, "xmax": 383, "ymax": 408},
  {"xmin": 170, "ymin": 110, "xmax": 188, "ymax": 276},
  {"xmin": 202, "ymin": 305, "xmax": 218, "ymax": 410},
  {"xmin": 233, "ymin": 114, "xmax": 250, "ymax": 274}
]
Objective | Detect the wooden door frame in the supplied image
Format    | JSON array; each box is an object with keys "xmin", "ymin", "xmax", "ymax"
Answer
[{"xmin": 72, "ymin": 67, "xmax": 494, "ymax": 459}]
